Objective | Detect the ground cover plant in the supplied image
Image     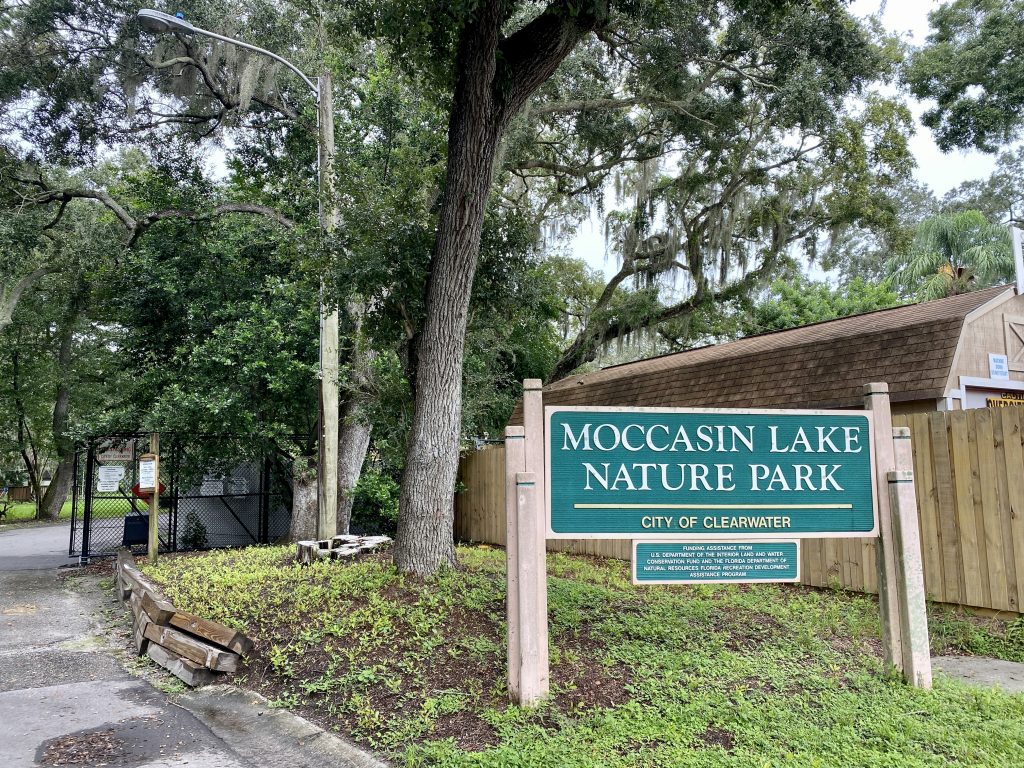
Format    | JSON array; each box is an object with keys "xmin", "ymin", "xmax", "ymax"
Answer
[{"xmin": 142, "ymin": 545, "xmax": 1024, "ymax": 767}]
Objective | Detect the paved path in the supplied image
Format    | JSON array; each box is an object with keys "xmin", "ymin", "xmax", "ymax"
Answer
[
  {"xmin": 0, "ymin": 526, "xmax": 387, "ymax": 767},
  {"xmin": 934, "ymin": 655, "xmax": 1024, "ymax": 694},
  {"xmin": 0, "ymin": 523, "xmax": 76, "ymax": 571}
]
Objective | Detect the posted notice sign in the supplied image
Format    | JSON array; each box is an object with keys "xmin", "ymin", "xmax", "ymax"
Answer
[
  {"xmin": 633, "ymin": 540, "xmax": 800, "ymax": 584},
  {"xmin": 138, "ymin": 455, "xmax": 157, "ymax": 490},
  {"xmin": 546, "ymin": 407, "xmax": 877, "ymax": 539}
]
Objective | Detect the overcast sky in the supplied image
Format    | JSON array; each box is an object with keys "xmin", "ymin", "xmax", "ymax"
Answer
[{"xmin": 572, "ymin": 0, "xmax": 1001, "ymax": 280}]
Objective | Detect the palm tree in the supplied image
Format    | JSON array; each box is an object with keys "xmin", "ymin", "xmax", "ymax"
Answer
[{"xmin": 886, "ymin": 210, "xmax": 1012, "ymax": 299}]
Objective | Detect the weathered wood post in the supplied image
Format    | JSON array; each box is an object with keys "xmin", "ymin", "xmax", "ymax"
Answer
[
  {"xmin": 504, "ymin": 425, "xmax": 525, "ymax": 702},
  {"xmin": 890, "ymin": 426, "xmax": 932, "ymax": 689},
  {"xmin": 515, "ymin": 471, "xmax": 548, "ymax": 705},
  {"xmin": 521, "ymin": 379, "xmax": 549, "ymax": 703},
  {"xmin": 864, "ymin": 383, "xmax": 903, "ymax": 672}
]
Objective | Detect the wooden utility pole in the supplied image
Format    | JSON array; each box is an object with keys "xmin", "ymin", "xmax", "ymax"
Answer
[{"xmin": 317, "ymin": 70, "xmax": 340, "ymax": 540}]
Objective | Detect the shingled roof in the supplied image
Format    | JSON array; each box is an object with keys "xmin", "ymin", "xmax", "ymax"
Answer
[{"xmin": 528, "ymin": 284, "xmax": 1013, "ymax": 415}]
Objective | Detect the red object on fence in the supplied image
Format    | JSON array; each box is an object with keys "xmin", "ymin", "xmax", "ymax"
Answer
[{"xmin": 131, "ymin": 482, "xmax": 165, "ymax": 500}]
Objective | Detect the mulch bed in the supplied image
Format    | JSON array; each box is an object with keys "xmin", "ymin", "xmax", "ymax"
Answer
[{"xmin": 40, "ymin": 729, "xmax": 122, "ymax": 766}]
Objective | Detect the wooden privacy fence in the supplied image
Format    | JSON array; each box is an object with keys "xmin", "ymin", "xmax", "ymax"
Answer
[{"xmin": 454, "ymin": 406, "xmax": 1024, "ymax": 614}]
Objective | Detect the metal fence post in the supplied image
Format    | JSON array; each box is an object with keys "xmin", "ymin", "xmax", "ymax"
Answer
[{"xmin": 80, "ymin": 443, "xmax": 95, "ymax": 565}]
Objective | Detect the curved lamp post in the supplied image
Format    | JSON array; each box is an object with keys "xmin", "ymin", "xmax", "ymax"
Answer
[{"xmin": 137, "ymin": 8, "xmax": 340, "ymax": 540}]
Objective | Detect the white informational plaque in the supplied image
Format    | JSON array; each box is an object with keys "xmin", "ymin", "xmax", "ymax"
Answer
[
  {"xmin": 138, "ymin": 456, "xmax": 157, "ymax": 490},
  {"xmin": 989, "ymin": 353, "xmax": 1010, "ymax": 380},
  {"xmin": 96, "ymin": 465, "xmax": 125, "ymax": 493}
]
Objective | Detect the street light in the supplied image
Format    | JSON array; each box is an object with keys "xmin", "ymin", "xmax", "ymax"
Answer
[{"xmin": 137, "ymin": 8, "xmax": 340, "ymax": 540}]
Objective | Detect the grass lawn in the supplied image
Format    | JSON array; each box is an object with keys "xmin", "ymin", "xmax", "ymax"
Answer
[
  {"xmin": 141, "ymin": 545, "xmax": 1024, "ymax": 767},
  {"xmin": 1, "ymin": 500, "xmax": 71, "ymax": 523},
  {"xmin": 1, "ymin": 499, "xmax": 131, "ymax": 525}
]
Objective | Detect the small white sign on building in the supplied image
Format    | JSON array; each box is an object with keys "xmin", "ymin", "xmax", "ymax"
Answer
[{"xmin": 989, "ymin": 353, "xmax": 1010, "ymax": 380}]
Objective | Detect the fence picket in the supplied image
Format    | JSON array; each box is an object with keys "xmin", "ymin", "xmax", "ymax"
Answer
[
  {"xmin": 975, "ymin": 409, "xmax": 1008, "ymax": 610},
  {"xmin": 454, "ymin": 407, "xmax": 1024, "ymax": 614},
  {"xmin": 909, "ymin": 414, "xmax": 943, "ymax": 602}
]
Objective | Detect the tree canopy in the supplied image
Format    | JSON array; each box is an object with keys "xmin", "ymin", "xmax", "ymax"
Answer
[
  {"xmin": 886, "ymin": 209, "xmax": 1013, "ymax": 299},
  {"xmin": 906, "ymin": 0, "xmax": 1024, "ymax": 152},
  {"xmin": 2, "ymin": 0, "xmax": 1015, "ymax": 569}
]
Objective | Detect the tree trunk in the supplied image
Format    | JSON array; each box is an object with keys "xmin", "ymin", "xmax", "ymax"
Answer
[
  {"xmin": 20, "ymin": 449, "xmax": 43, "ymax": 520},
  {"xmin": 289, "ymin": 458, "xmax": 318, "ymax": 542},
  {"xmin": 337, "ymin": 400, "xmax": 372, "ymax": 535},
  {"xmin": 393, "ymin": 3, "xmax": 506, "ymax": 576},
  {"xmin": 12, "ymin": 344, "xmax": 43, "ymax": 519},
  {"xmin": 40, "ymin": 279, "xmax": 83, "ymax": 521},
  {"xmin": 336, "ymin": 301, "xmax": 376, "ymax": 535},
  {"xmin": 40, "ymin": 455, "xmax": 74, "ymax": 520},
  {"xmin": 393, "ymin": 0, "xmax": 608, "ymax": 575}
]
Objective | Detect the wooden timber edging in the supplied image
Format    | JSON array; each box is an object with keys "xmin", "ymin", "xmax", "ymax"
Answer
[
  {"xmin": 454, "ymin": 407, "xmax": 1024, "ymax": 615},
  {"xmin": 115, "ymin": 550, "xmax": 254, "ymax": 686}
]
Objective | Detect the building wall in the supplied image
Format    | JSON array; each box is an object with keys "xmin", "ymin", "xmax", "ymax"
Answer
[
  {"xmin": 891, "ymin": 399, "xmax": 939, "ymax": 418},
  {"xmin": 948, "ymin": 291, "xmax": 1024, "ymax": 410},
  {"xmin": 954, "ymin": 291, "xmax": 1024, "ymax": 381}
]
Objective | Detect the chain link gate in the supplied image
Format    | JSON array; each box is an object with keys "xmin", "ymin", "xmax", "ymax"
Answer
[{"xmin": 70, "ymin": 435, "xmax": 293, "ymax": 562}]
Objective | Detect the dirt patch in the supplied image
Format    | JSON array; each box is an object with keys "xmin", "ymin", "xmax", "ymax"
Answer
[
  {"xmin": 697, "ymin": 724, "xmax": 735, "ymax": 752},
  {"xmin": 551, "ymin": 627, "xmax": 633, "ymax": 715},
  {"xmin": 721, "ymin": 611, "xmax": 784, "ymax": 651},
  {"xmin": 40, "ymin": 729, "xmax": 122, "ymax": 766},
  {"xmin": 431, "ymin": 709, "xmax": 500, "ymax": 750},
  {"xmin": 229, "ymin": 567, "xmax": 634, "ymax": 752},
  {"xmin": 58, "ymin": 559, "xmax": 115, "ymax": 582}
]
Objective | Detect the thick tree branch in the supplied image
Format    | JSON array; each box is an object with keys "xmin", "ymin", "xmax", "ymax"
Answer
[
  {"xmin": 550, "ymin": 252, "xmax": 786, "ymax": 381},
  {"xmin": 1, "ymin": 267, "xmax": 57, "ymax": 332},
  {"xmin": 14, "ymin": 176, "xmax": 296, "ymax": 247},
  {"xmin": 532, "ymin": 96, "xmax": 713, "ymax": 125},
  {"xmin": 498, "ymin": 0, "xmax": 611, "ymax": 123},
  {"xmin": 127, "ymin": 203, "xmax": 296, "ymax": 246}
]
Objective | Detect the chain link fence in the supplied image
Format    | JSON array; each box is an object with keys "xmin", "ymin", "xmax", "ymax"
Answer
[{"xmin": 70, "ymin": 435, "xmax": 295, "ymax": 560}]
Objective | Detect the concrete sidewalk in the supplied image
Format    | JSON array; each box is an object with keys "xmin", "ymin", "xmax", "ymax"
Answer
[
  {"xmin": 0, "ymin": 522, "xmax": 77, "ymax": 571},
  {"xmin": 0, "ymin": 526, "xmax": 387, "ymax": 767}
]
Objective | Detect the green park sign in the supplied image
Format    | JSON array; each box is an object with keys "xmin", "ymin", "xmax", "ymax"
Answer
[
  {"xmin": 632, "ymin": 540, "xmax": 800, "ymax": 584},
  {"xmin": 546, "ymin": 407, "xmax": 877, "ymax": 538}
]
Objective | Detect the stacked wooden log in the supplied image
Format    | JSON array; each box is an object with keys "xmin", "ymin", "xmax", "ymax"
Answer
[
  {"xmin": 295, "ymin": 534, "xmax": 392, "ymax": 565},
  {"xmin": 115, "ymin": 551, "xmax": 254, "ymax": 687}
]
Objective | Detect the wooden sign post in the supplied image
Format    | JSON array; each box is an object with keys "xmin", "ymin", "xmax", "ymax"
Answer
[
  {"xmin": 504, "ymin": 380, "xmax": 549, "ymax": 706},
  {"xmin": 864, "ymin": 383, "xmax": 904, "ymax": 672},
  {"xmin": 505, "ymin": 379, "xmax": 932, "ymax": 702},
  {"xmin": 139, "ymin": 432, "xmax": 160, "ymax": 565}
]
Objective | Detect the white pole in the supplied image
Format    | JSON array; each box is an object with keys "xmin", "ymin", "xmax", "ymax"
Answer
[
  {"xmin": 521, "ymin": 380, "xmax": 549, "ymax": 702},
  {"xmin": 515, "ymin": 471, "xmax": 546, "ymax": 706},
  {"xmin": 1012, "ymin": 225, "xmax": 1024, "ymax": 295}
]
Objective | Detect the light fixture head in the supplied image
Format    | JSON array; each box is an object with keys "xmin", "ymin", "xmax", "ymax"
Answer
[{"xmin": 137, "ymin": 9, "xmax": 194, "ymax": 34}]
